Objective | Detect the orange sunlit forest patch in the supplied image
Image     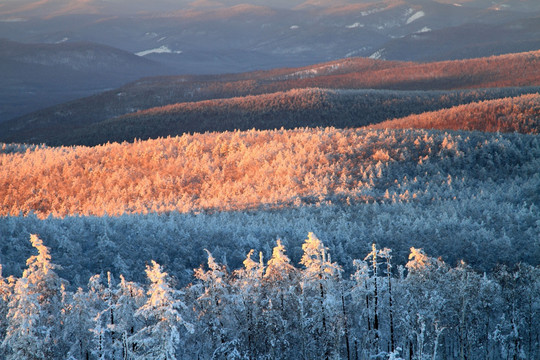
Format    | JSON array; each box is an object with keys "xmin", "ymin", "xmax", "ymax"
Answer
[
  {"xmin": 1, "ymin": 127, "xmax": 538, "ymax": 219},
  {"xmin": 372, "ymin": 93, "xmax": 540, "ymax": 133}
]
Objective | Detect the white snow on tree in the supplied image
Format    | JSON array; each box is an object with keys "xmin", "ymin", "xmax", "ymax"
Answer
[
  {"xmin": 130, "ymin": 260, "xmax": 193, "ymax": 360},
  {"xmin": 1, "ymin": 234, "xmax": 65, "ymax": 360}
]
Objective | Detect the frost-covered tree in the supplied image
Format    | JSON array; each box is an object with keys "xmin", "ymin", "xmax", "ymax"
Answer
[
  {"xmin": 299, "ymin": 232, "xmax": 343, "ymax": 359},
  {"xmin": 62, "ymin": 287, "xmax": 97, "ymax": 360},
  {"xmin": 401, "ymin": 247, "xmax": 449, "ymax": 360},
  {"xmin": 0, "ymin": 265, "xmax": 15, "ymax": 358},
  {"xmin": 90, "ymin": 272, "xmax": 146, "ymax": 360},
  {"xmin": 131, "ymin": 261, "xmax": 193, "ymax": 360},
  {"xmin": 92, "ymin": 272, "xmax": 119, "ymax": 360},
  {"xmin": 261, "ymin": 239, "xmax": 300, "ymax": 359},
  {"xmin": 379, "ymin": 248, "xmax": 395, "ymax": 354},
  {"xmin": 2, "ymin": 277, "xmax": 44, "ymax": 360},
  {"xmin": 114, "ymin": 275, "xmax": 147, "ymax": 359},
  {"xmin": 232, "ymin": 250, "xmax": 265, "ymax": 358},
  {"xmin": 2, "ymin": 234, "xmax": 66, "ymax": 360},
  {"xmin": 191, "ymin": 249, "xmax": 237, "ymax": 358},
  {"xmin": 350, "ymin": 258, "xmax": 372, "ymax": 359},
  {"xmin": 364, "ymin": 243, "xmax": 381, "ymax": 352}
]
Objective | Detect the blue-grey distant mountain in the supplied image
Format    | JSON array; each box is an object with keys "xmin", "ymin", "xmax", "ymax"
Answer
[
  {"xmin": 1, "ymin": 0, "xmax": 539, "ymax": 122},
  {"xmin": 0, "ymin": 39, "xmax": 174, "ymax": 122}
]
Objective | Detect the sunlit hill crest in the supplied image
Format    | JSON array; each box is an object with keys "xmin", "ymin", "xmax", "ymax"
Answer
[{"xmin": 2, "ymin": 50, "xmax": 539, "ymax": 146}]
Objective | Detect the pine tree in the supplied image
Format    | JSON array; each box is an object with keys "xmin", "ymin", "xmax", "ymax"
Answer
[
  {"xmin": 90, "ymin": 273, "xmax": 146, "ymax": 360},
  {"xmin": 350, "ymin": 259, "xmax": 372, "ymax": 359},
  {"xmin": 262, "ymin": 239, "xmax": 299, "ymax": 359},
  {"xmin": 62, "ymin": 287, "xmax": 96, "ymax": 360},
  {"xmin": 192, "ymin": 250, "xmax": 233, "ymax": 357},
  {"xmin": 131, "ymin": 261, "xmax": 193, "ymax": 360},
  {"xmin": 379, "ymin": 248, "xmax": 395, "ymax": 354},
  {"xmin": 2, "ymin": 234, "xmax": 66, "ymax": 360},
  {"xmin": 115, "ymin": 275, "xmax": 146, "ymax": 359},
  {"xmin": 0, "ymin": 265, "xmax": 15, "ymax": 358},
  {"xmin": 233, "ymin": 250, "xmax": 265, "ymax": 358},
  {"xmin": 364, "ymin": 243, "xmax": 380, "ymax": 352},
  {"xmin": 299, "ymin": 232, "xmax": 342, "ymax": 359},
  {"xmin": 92, "ymin": 272, "xmax": 119, "ymax": 360}
]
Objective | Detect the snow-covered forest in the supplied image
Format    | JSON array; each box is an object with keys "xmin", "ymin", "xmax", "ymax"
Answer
[
  {"xmin": 2, "ymin": 3, "xmax": 540, "ymax": 358},
  {"xmin": 1, "ymin": 127, "xmax": 539, "ymax": 359},
  {"xmin": 1, "ymin": 233, "xmax": 538, "ymax": 360}
]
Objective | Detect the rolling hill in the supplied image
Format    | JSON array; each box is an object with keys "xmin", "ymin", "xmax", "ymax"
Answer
[
  {"xmin": 1, "ymin": 125, "xmax": 538, "ymax": 279},
  {"xmin": 1, "ymin": 50, "xmax": 539, "ymax": 145},
  {"xmin": 27, "ymin": 87, "xmax": 540, "ymax": 146},
  {"xmin": 2, "ymin": 0, "xmax": 539, "ymax": 124},
  {"xmin": 1, "ymin": 2, "xmax": 539, "ymax": 359},
  {"xmin": 1, "ymin": 127, "xmax": 538, "ymax": 219},
  {"xmin": 371, "ymin": 93, "xmax": 540, "ymax": 133}
]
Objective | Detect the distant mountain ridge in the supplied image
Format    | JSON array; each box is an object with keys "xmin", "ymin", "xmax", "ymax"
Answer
[
  {"xmin": 0, "ymin": 39, "xmax": 173, "ymax": 123},
  {"xmin": 1, "ymin": 50, "xmax": 538, "ymax": 145},
  {"xmin": 1, "ymin": 0, "xmax": 539, "ymax": 122}
]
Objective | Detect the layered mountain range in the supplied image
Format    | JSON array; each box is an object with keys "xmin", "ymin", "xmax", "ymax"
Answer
[
  {"xmin": 1, "ymin": 50, "xmax": 539, "ymax": 145},
  {"xmin": 1, "ymin": 0, "xmax": 539, "ymax": 122}
]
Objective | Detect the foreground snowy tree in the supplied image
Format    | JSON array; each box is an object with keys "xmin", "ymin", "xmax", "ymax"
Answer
[
  {"xmin": 191, "ymin": 250, "xmax": 239, "ymax": 358},
  {"xmin": 231, "ymin": 250, "xmax": 265, "ymax": 359},
  {"xmin": 62, "ymin": 287, "xmax": 96, "ymax": 360},
  {"xmin": 260, "ymin": 239, "xmax": 300, "ymax": 359},
  {"xmin": 0, "ymin": 265, "xmax": 15, "ymax": 358},
  {"xmin": 130, "ymin": 261, "xmax": 193, "ymax": 360},
  {"xmin": 0, "ymin": 232, "xmax": 538, "ymax": 359},
  {"xmin": 299, "ymin": 232, "xmax": 343, "ymax": 359},
  {"xmin": 90, "ymin": 272, "xmax": 146, "ymax": 360},
  {"xmin": 1, "ymin": 234, "xmax": 66, "ymax": 360}
]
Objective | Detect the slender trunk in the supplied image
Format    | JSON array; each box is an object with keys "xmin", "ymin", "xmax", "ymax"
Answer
[
  {"xmin": 459, "ymin": 296, "xmax": 466, "ymax": 360},
  {"xmin": 319, "ymin": 277, "xmax": 329, "ymax": 360},
  {"xmin": 432, "ymin": 324, "xmax": 445, "ymax": 360},
  {"xmin": 370, "ymin": 246, "xmax": 379, "ymax": 351},
  {"xmin": 365, "ymin": 279, "xmax": 371, "ymax": 332},
  {"xmin": 299, "ymin": 293, "xmax": 307, "ymax": 360},
  {"xmin": 110, "ymin": 307, "xmax": 115, "ymax": 359},
  {"xmin": 387, "ymin": 262, "xmax": 395, "ymax": 353},
  {"xmin": 341, "ymin": 285, "xmax": 351, "ymax": 360},
  {"xmin": 373, "ymin": 274, "xmax": 379, "ymax": 349},
  {"xmin": 247, "ymin": 303, "xmax": 253, "ymax": 358},
  {"xmin": 122, "ymin": 332, "xmax": 128, "ymax": 360},
  {"xmin": 527, "ymin": 296, "xmax": 532, "ymax": 359},
  {"xmin": 485, "ymin": 312, "xmax": 490, "ymax": 360},
  {"xmin": 319, "ymin": 278, "xmax": 327, "ymax": 332}
]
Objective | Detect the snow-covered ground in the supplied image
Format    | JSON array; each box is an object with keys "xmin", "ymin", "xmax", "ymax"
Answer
[
  {"xmin": 346, "ymin": 22, "xmax": 364, "ymax": 29},
  {"xmin": 406, "ymin": 11, "xmax": 425, "ymax": 25},
  {"xmin": 136, "ymin": 46, "xmax": 183, "ymax": 56},
  {"xmin": 369, "ymin": 48, "xmax": 385, "ymax": 59}
]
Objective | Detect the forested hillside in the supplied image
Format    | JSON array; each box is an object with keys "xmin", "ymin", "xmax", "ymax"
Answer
[
  {"xmin": 27, "ymin": 87, "xmax": 538, "ymax": 146},
  {"xmin": 372, "ymin": 93, "xmax": 540, "ymax": 133},
  {"xmin": 2, "ymin": 128, "xmax": 538, "ymax": 218},
  {"xmin": 1, "ymin": 48, "xmax": 540, "ymax": 360},
  {"xmin": 0, "ymin": 233, "xmax": 538, "ymax": 360},
  {"xmin": 1, "ymin": 127, "xmax": 538, "ymax": 285},
  {"xmin": 2, "ymin": 0, "xmax": 540, "ymax": 357},
  {"xmin": 2, "ymin": 50, "xmax": 539, "ymax": 145}
]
